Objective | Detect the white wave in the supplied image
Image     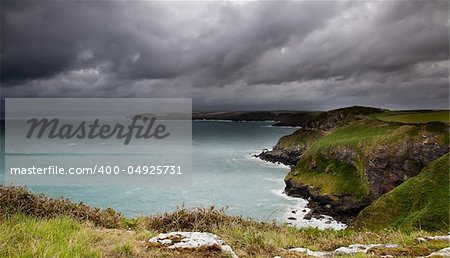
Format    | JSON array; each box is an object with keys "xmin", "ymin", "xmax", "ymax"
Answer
[
  {"xmin": 194, "ymin": 119, "xmax": 234, "ymax": 122},
  {"xmin": 271, "ymin": 186, "xmax": 347, "ymax": 230},
  {"xmin": 265, "ymin": 177, "xmax": 284, "ymax": 184},
  {"xmin": 260, "ymin": 125, "xmax": 300, "ymax": 128},
  {"xmin": 282, "ymin": 202, "xmax": 347, "ymax": 230},
  {"xmin": 125, "ymin": 187, "xmax": 142, "ymax": 194},
  {"xmin": 246, "ymin": 154, "xmax": 291, "ymax": 169}
]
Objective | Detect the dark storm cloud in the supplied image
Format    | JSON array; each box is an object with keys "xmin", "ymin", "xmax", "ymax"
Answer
[
  {"xmin": 2, "ymin": 1, "xmax": 345, "ymax": 83},
  {"xmin": 1, "ymin": 0, "xmax": 448, "ymax": 110}
]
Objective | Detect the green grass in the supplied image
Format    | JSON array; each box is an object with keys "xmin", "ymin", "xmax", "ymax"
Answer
[
  {"xmin": 307, "ymin": 119, "xmax": 417, "ymax": 151},
  {"xmin": 0, "ymin": 214, "xmax": 101, "ymax": 257},
  {"xmin": 1, "ymin": 186, "xmax": 449, "ymax": 257},
  {"xmin": 377, "ymin": 110, "xmax": 449, "ymax": 124},
  {"xmin": 276, "ymin": 128, "xmax": 324, "ymax": 149},
  {"xmin": 1, "ymin": 212, "xmax": 448, "ymax": 258},
  {"xmin": 354, "ymin": 154, "xmax": 450, "ymax": 231}
]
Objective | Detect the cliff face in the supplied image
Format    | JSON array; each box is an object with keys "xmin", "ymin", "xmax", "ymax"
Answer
[
  {"xmin": 260, "ymin": 107, "xmax": 450, "ymax": 227},
  {"xmin": 354, "ymin": 153, "xmax": 450, "ymax": 231}
]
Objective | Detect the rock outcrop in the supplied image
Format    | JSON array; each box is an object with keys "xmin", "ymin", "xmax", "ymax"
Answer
[
  {"xmin": 149, "ymin": 232, "xmax": 238, "ymax": 258},
  {"xmin": 256, "ymin": 146, "xmax": 303, "ymax": 166}
]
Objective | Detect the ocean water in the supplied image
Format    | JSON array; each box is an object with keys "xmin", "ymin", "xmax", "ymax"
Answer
[{"xmin": 6, "ymin": 121, "xmax": 346, "ymax": 229}]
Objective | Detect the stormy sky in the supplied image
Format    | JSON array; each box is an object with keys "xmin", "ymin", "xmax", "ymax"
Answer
[{"xmin": 1, "ymin": 0, "xmax": 449, "ymax": 111}]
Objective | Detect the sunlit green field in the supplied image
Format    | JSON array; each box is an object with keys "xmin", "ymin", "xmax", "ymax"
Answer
[{"xmin": 377, "ymin": 110, "xmax": 449, "ymax": 124}]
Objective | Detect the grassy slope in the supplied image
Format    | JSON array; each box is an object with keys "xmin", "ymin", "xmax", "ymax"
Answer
[
  {"xmin": 2, "ymin": 186, "xmax": 450, "ymax": 257},
  {"xmin": 285, "ymin": 119, "xmax": 449, "ymax": 200},
  {"xmin": 354, "ymin": 154, "xmax": 450, "ymax": 231},
  {"xmin": 376, "ymin": 110, "xmax": 450, "ymax": 124},
  {"xmin": 0, "ymin": 214, "xmax": 155, "ymax": 258},
  {"xmin": 1, "ymin": 211, "xmax": 449, "ymax": 258}
]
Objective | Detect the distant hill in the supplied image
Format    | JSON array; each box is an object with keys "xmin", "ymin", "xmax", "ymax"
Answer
[{"xmin": 192, "ymin": 111, "xmax": 320, "ymax": 126}]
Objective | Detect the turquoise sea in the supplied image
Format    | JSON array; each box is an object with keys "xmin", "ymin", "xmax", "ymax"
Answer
[{"xmin": 4, "ymin": 121, "xmax": 346, "ymax": 229}]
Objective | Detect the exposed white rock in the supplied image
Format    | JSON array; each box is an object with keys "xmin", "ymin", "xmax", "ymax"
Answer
[
  {"xmin": 426, "ymin": 247, "xmax": 450, "ymax": 257},
  {"xmin": 289, "ymin": 247, "xmax": 330, "ymax": 257},
  {"xmin": 160, "ymin": 239, "xmax": 172, "ymax": 245},
  {"xmin": 221, "ymin": 245, "xmax": 238, "ymax": 258},
  {"xmin": 149, "ymin": 232, "xmax": 238, "ymax": 258},
  {"xmin": 334, "ymin": 244, "xmax": 399, "ymax": 255},
  {"xmin": 417, "ymin": 235, "xmax": 450, "ymax": 243},
  {"xmin": 417, "ymin": 237, "xmax": 428, "ymax": 243},
  {"xmin": 289, "ymin": 243, "xmax": 399, "ymax": 257}
]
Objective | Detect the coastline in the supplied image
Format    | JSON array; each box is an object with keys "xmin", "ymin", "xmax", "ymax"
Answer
[{"xmin": 251, "ymin": 152, "xmax": 347, "ymax": 230}]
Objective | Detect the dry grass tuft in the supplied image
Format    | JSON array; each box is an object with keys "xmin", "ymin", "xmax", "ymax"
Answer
[
  {"xmin": 140, "ymin": 206, "xmax": 275, "ymax": 232},
  {"xmin": 0, "ymin": 185, "xmax": 124, "ymax": 228}
]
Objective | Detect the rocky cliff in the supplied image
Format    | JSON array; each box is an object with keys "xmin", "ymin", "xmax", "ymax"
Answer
[{"xmin": 259, "ymin": 107, "xmax": 450, "ymax": 228}]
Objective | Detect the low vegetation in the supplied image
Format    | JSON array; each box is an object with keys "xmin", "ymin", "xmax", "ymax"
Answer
[
  {"xmin": 1, "ymin": 186, "xmax": 449, "ymax": 257},
  {"xmin": 0, "ymin": 185, "xmax": 123, "ymax": 228}
]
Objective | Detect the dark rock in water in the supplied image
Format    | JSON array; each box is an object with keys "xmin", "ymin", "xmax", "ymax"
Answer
[
  {"xmin": 291, "ymin": 210, "xmax": 297, "ymax": 214},
  {"xmin": 303, "ymin": 211, "xmax": 313, "ymax": 220},
  {"xmin": 302, "ymin": 209, "xmax": 307, "ymax": 212},
  {"xmin": 287, "ymin": 217, "xmax": 297, "ymax": 220},
  {"xmin": 325, "ymin": 220, "xmax": 332, "ymax": 224},
  {"xmin": 256, "ymin": 147, "xmax": 302, "ymax": 166}
]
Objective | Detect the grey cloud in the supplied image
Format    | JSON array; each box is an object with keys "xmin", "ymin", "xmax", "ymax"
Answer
[{"xmin": 0, "ymin": 1, "xmax": 448, "ymax": 110}]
